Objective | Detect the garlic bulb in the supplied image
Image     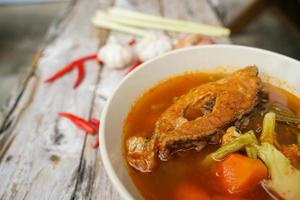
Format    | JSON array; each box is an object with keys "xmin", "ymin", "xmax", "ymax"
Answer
[
  {"xmin": 136, "ymin": 34, "xmax": 172, "ymax": 62},
  {"xmin": 98, "ymin": 38, "xmax": 133, "ymax": 69}
]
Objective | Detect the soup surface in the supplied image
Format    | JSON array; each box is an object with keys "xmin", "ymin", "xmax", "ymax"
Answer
[{"xmin": 123, "ymin": 72, "xmax": 300, "ymax": 200}]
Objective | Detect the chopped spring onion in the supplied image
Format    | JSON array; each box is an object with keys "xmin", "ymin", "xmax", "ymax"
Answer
[
  {"xmin": 92, "ymin": 14, "xmax": 147, "ymax": 37},
  {"xmin": 260, "ymin": 112, "xmax": 276, "ymax": 144}
]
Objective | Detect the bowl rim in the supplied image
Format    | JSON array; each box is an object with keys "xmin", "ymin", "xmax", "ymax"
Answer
[{"xmin": 99, "ymin": 44, "xmax": 300, "ymax": 200}]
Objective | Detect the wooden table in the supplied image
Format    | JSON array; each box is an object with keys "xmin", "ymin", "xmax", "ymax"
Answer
[{"xmin": 0, "ymin": 0, "xmax": 229, "ymax": 199}]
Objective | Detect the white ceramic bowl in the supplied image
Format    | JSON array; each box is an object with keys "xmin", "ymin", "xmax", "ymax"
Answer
[{"xmin": 100, "ymin": 45, "xmax": 300, "ymax": 200}]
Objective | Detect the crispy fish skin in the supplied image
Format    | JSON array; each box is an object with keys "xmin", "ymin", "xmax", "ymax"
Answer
[
  {"xmin": 127, "ymin": 66, "xmax": 261, "ymax": 172},
  {"xmin": 157, "ymin": 66, "xmax": 261, "ymax": 159}
]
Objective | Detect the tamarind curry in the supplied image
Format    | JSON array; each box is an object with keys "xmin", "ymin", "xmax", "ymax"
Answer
[{"xmin": 123, "ymin": 67, "xmax": 300, "ymax": 200}]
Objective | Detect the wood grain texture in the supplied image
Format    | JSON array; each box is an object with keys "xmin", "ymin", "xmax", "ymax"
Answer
[
  {"xmin": 0, "ymin": 0, "xmax": 229, "ymax": 199},
  {"xmin": 79, "ymin": 1, "xmax": 163, "ymax": 199},
  {"xmin": 0, "ymin": 0, "xmax": 111, "ymax": 199},
  {"xmin": 160, "ymin": 0, "xmax": 231, "ymax": 44}
]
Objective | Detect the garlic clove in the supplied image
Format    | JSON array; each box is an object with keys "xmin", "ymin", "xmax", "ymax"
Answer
[
  {"xmin": 98, "ymin": 39, "xmax": 133, "ymax": 69},
  {"xmin": 136, "ymin": 34, "xmax": 172, "ymax": 62}
]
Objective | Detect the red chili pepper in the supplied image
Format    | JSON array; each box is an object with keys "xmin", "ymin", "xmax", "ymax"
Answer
[
  {"xmin": 58, "ymin": 112, "xmax": 97, "ymax": 134},
  {"xmin": 92, "ymin": 136, "xmax": 99, "ymax": 149},
  {"xmin": 73, "ymin": 62, "xmax": 85, "ymax": 89},
  {"xmin": 127, "ymin": 38, "xmax": 136, "ymax": 46},
  {"xmin": 89, "ymin": 118, "xmax": 100, "ymax": 149},
  {"xmin": 76, "ymin": 54, "xmax": 98, "ymax": 62},
  {"xmin": 44, "ymin": 62, "xmax": 75, "ymax": 83},
  {"xmin": 89, "ymin": 118, "xmax": 100, "ymax": 132},
  {"xmin": 126, "ymin": 59, "xmax": 142, "ymax": 74},
  {"xmin": 45, "ymin": 53, "xmax": 98, "ymax": 88},
  {"xmin": 90, "ymin": 118, "xmax": 100, "ymax": 128}
]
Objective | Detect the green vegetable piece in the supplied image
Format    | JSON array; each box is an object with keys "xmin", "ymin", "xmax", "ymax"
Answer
[
  {"xmin": 256, "ymin": 143, "xmax": 300, "ymax": 200},
  {"xmin": 205, "ymin": 131, "xmax": 257, "ymax": 163},
  {"xmin": 221, "ymin": 127, "xmax": 258, "ymax": 159},
  {"xmin": 245, "ymin": 145, "xmax": 258, "ymax": 159},
  {"xmin": 276, "ymin": 114, "xmax": 300, "ymax": 124},
  {"xmin": 260, "ymin": 112, "xmax": 276, "ymax": 144},
  {"xmin": 271, "ymin": 103, "xmax": 300, "ymax": 124}
]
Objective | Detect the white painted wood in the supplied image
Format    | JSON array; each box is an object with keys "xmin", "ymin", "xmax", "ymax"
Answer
[
  {"xmin": 161, "ymin": 0, "xmax": 231, "ymax": 44},
  {"xmin": 0, "ymin": 0, "xmax": 111, "ymax": 199},
  {"xmin": 0, "ymin": 0, "xmax": 229, "ymax": 199},
  {"xmin": 83, "ymin": 1, "xmax": 163, "ymax": 199}
]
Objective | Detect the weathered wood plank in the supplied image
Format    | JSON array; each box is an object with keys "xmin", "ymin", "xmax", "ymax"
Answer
[
  {"xmin": 75, "ymin": 0, "xmax": 163, "ymax": 199},
  {"xmin": 160, "ymin": 0, "xmax": 231, "ymax": 44},
  {"xmin": 0, "ymin": 0, "xmax": 229, "ymax": 199},
  {"xmin": 96, "ymin": 0, "xmax": 163, "ymax": 99},
  {"xmin": 0, "ymin": 0, "xmax": 76, "ymax": 130},
  {"xmin": 0, "ymin": 0, "xmax": 111, "ymax": 199},
  {"xmin": 78, "ymin": 1, "xmax": 231, "ymax": 199}
]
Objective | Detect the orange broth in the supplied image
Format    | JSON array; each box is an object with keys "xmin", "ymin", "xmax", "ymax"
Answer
[{"xmin": 123, "ymin": 72, "xmax": 300, "ymax": 200}]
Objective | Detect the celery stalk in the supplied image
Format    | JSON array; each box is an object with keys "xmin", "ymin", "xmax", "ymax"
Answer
[
  {"xmin": 206, "ymin": 130, "xmax": 257, "ymax": 162},
  {"xmin": 245, "ymin": 145, "xmax": 258, "ymax": 159},
  {"xmin": 260, "ymin": 112, "xmax": 276, "ymax": 144},
  {"xmin": 257, "ymin": 143, "xmax": 300, "ymax": 200}
]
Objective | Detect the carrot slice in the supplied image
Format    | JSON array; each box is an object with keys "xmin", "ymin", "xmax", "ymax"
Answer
[
  {"xmin": 174, "ymin": 183, "xmax": 210, "ymax": 200},
  {"xmin": 211, "ymin": 153, "xmax": 268, "ymax": 195}
]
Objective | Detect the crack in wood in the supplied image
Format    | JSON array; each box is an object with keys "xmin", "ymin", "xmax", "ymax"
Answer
[
  {"xmin": 0, "ymin": 53, "xmax": 36, "ymax": 135},
  {"xmin": 97, "ymin": 94, "xmax": 108, "ymax": 101},
  {"xmin": 74, "ymin": 69, "xmax": 104, "ymax": 200},
  {"xmin": 70, "ymin": 156, "xmax": 97, "ymax": 199},
  {"xmin": 68, "ymin": 64, "xmax": 106, "ymax": 199},
  {"xmin": 69, "ymin": 60, "xmax": 105, "ymax": 200},
  {"xmin": 0, "ymin": 0, "xmax": 82, "ymax": 136},
  {"xmin": 70, "ymin": 50, "xmax": 105, "ymax": 200},
  {"xmin": 43, "ymin": 0, "xmax": 79, "ymax": 48},
  {"xmin": 84, "ymin": 165, "xmax": 94, "ymax": 199},
  {"xmin": 89, "ymin": 149, "xmax": 101, "ymax": 199},
  {"xmin": 70, "ymin": 138, "xmax": 87, "ymax": 200},
  {"xmin": 0, "ymin": 1, "xmax": 229, "ymax": 199},
  {"xmin": 0, "ymin": 75, "xmax": 39, "ymax": 161},
  {"xmin": 77, "ymin": 159, "xmax": 86, "ymax": 187},
  {"xmin": 0, "ymin": 0, "xmax": 115, "ymax": 198},
  {"xmin": 0, "ymin": 51, "xmax": 41, "ymax": 135},
  {"xmin": 0, "ymin": 119, "xmax": 12, "ymax": 135},
  {"xmin": 53, "ymin": 132, "xmax": 64, "ymax": 146},
  {"xmin": 0, "ymin": 134, "xmax": 16, "ymax": 163},
  {"xmin": 0, "ymin": 76, "xmax": 38, "ymax": 142},
  {"xmin": 69, "ymin": 0, "xmax": 116, "ymax": 197},
  {"xmin": 69, "ymin": 2, "xmax": 117, "ymax": 199},
  {"xmin": 52, "ymin": 118, "xmax": 64, "ymax": 146}
]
